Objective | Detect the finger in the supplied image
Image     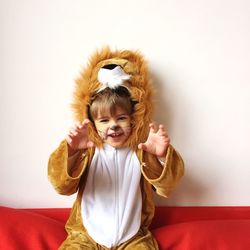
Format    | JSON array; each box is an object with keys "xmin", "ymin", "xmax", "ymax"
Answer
[
  {"xmin": 74, "ymin": 120, "xmax": 88, "ymax": 131},
  {"xmin": 138, "ymin": 143, "xmax": 147, "ymax": 151},
  {"xmin": 75, "ymin": 121, "xmax": 82, "ymax": 127},
  {"xmin": 78, "ymin": 119, "xmax": 91, "ymax": 130},
  {"xmin": 86, "ymin": 141, "xmax": 94, "ymax": 148},
  {"xmin": 162, "ymin": 137, "xmax": 170, "ymax": 147},
  {"xmin": 162, "ymin": 136, "xmax": 170, "ymax": 143},
  {"xmin": 73, "ymin": 122, "xmax": 81, "ymax": 130},
  {"xmin": 65, "ymin": 135, "xmax": 72, "ymax": 144},
  {"xmin": 149, "ymin": 123, "xmax": 157, "ymax": 133},
  {"xmin": 69, "ymin": 125, "xmax": 79, "ymax": 135},
  {"xmin": 158, "ymin": 124, "xmax": 167, "ymax": 136},
  {"xmin": 74, "ymin": 123, "xmax": 84, "ymax": 132},
  {"xmin": 159, "ymin": 124, "xmax": 165, "ymax": 130},
  {"xmin": 67, "ymin": 133, "xmax": 77, "ymax": 141},
  {"xmin": 82, "ymin": 119, "xmax": 90, "ymax": 126},
  {"xmin": 69, "ymin": 129, "xmax": 78, "ymax": 137},
  {"xmin": 76, "ymin": 123, "xmax": 83, "ymax": 130}
]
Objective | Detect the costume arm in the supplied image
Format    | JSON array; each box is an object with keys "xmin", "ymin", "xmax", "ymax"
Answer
[
  {"xmin": 48, "ymin": 140, "xmax": 90, "ymax": 195},
  {"xmin": 140, "ymin": 144, "xmax": 184, "ymax": 198}
]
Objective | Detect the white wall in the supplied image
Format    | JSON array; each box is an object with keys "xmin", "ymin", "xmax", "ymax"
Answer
[{"xmin": 1, "ymin": 0, "xmax": 250, "ymax": 208}]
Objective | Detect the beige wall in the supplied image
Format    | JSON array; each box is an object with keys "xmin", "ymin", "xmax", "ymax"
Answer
[{"xmin": 1, "ymin": 0, "xmax": 250, "ymax": 208}]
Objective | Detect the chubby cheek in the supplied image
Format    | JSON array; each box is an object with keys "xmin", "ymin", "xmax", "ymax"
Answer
[
  {"xmin": 95, "ymin": 123, "xmax": 105, "ymax": 133},
  {"xmin": 95, "ymin": 123, "xmax": 109, "ymax": 139},
  {"xmin": 122, "ymin": 126, "xmax": 132, "ymax": 137},
  {"xmin": 119, "ymin": 120, "xmax": 131, "ymax": 129}
]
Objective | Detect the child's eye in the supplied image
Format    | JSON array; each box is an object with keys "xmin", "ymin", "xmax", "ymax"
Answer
[
  {"xmin": 118, "ymin": 116, "xmax": 127, "ymax": 121},
  {"xmin": 99, "ymin": 119, "xmax": 109, "ymax": 123}
]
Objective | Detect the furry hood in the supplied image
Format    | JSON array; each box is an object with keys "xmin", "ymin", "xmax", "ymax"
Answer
[{"xmin": 72, "ymin": 47, "xmax": 154, "ymax": 150}]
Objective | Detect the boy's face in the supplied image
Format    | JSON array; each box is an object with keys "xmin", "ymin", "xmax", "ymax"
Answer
[{"xmin": 93, "ymin": 106, "xmax": 132, "ymax": 148}]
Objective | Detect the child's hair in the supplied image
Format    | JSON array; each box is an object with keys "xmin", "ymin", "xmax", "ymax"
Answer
[{"xmin": 88, "ymin": 86, "xmax": 134, "ymax": 121}]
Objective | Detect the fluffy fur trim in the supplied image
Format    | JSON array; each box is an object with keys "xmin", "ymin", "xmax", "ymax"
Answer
[{"xmin": 72, "ymin": 47, "xmax": 155, "ymax": 150}]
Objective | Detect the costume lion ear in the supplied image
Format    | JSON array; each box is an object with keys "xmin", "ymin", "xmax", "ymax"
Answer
[{"xmin": 71, "ymin": 47, "xmax": 154, "ymax": 149}]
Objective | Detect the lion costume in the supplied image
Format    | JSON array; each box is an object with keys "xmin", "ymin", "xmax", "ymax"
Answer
[{"xmin": 48, "ymin": 47, "xmax": 184, "ymax": 249}]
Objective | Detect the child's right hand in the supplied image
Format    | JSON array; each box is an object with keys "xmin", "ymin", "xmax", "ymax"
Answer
[{"xmin": 66, "ymin": 119, "xmax": 94, "ymax": 156}]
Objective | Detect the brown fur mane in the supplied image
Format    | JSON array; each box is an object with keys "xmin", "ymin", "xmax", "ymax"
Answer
[{"xmin": 71, "ymin": 47, "xmax": 155, "ymax": 150}]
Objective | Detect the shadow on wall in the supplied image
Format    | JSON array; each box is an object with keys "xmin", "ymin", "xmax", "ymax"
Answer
[
  {"xmin": 150, "ymin": 72, "xmax": 173, "ymax": 130},
  {"xmin": 149, "ymin": 71, "xmax": 188, "ymax": 142},
  {"xmin": 153, "ymin": 169, "xmax": 209, "ymax": 206},
  {"xmin": 150, "ymin": 71, "xmax": 208, "ymax": 206}
]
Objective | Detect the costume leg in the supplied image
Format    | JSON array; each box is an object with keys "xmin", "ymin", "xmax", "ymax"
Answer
[
  {"xmin": 59, "ymin": 232, "xmax": 107, "ymax": 250},
  {"xmin": 117, "ymin": 229, "xmax": 159, "ymax": 250}
]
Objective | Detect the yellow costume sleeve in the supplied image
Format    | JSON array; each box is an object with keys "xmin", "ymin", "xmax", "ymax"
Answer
[
  {"xmin": 140, "ymin": 144, "xmax": 184, "ymax": 198},
  {"xmin": 48, "ymin": 140, "xmax": 90, "ymax": 196}
]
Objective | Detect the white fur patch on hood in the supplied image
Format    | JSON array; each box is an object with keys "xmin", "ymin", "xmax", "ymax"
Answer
[{"xmin": 97, "ymin": 65, "xmax": 131, "ymax": 91}]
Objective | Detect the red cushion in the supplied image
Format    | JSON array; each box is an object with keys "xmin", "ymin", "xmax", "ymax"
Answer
[
  {"xmin": 1, "ymin": 206, "xmax": 250, "ymax": 250},
  {"xmin": 151, "ymin": 206, "xmax": 250, "ymax": 229},
  {"xmin": 0, "ymin": 207, "xmax": 67, "ymax": 250},
  {"xmin": 152, "ymin": 219, "xmax": 250, "ymax": 250}
]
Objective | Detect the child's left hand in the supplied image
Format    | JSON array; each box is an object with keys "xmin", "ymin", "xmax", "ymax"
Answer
[{"xmin": 138, "ymin": 123, "xmax": 170, "ymax": 158}]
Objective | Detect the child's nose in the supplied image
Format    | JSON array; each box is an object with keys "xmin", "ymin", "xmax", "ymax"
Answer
[{"xmin": 110, "ymin": 125, "xmax": 119, "ymax": 131}]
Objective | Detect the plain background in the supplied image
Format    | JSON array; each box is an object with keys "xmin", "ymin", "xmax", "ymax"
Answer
[{"xmin": 1, "ymin": 0, "xmax": 250, "ymax": 208}]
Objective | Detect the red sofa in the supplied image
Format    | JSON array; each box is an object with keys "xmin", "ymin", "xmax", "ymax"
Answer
[{"xmin": 1, "ymin": 206, "xmax": 250, "ymax": 250}]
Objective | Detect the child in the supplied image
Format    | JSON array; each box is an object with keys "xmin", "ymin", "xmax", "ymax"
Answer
[{"xmin": 48, "ymin": 48, "xmax": 184, "ymax": 250}]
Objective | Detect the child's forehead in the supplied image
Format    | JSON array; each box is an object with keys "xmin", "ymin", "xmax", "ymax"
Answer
[{"xmin": 97, "ymin": 106, "xmax": 130, "ymax": 117}]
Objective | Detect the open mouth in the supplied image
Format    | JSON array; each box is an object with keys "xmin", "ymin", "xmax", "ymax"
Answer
[{"xmin": 108, "ymin": 132, "xmax": 123, "ymax": 138}]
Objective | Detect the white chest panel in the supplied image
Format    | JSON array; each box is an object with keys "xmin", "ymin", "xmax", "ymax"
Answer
[{"xmin": 81, "ymin": 145, "xmax": 142, "ymax": 248}]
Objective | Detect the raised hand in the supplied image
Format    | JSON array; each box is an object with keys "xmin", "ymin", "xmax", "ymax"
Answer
[
  {"xmin": 138, "ymin": 123, "xmax": 170, "ymax": 157},
  {"xmin": 66, "ymin": 119, "xmax": 94, "ymax": 156}
]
